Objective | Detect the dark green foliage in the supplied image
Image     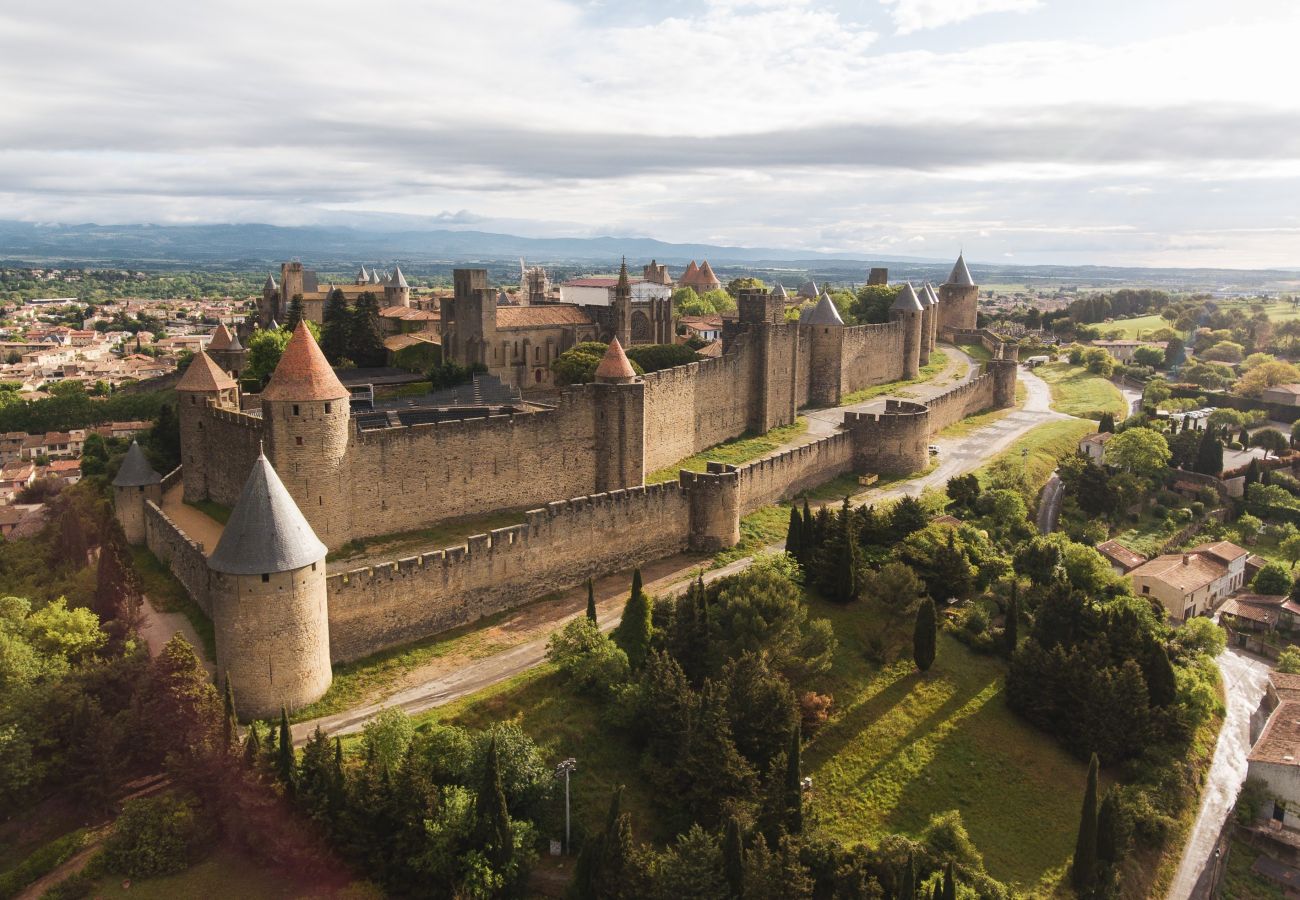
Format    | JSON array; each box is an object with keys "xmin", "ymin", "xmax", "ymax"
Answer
[
  {"xmin": 286, "ymin": 294, "xmax": 304, "ymax": 329},
  {"xmin": 319, "ymin": 288, "xmax": 350, "ymax": 363},
  {"xmin": 348, "ymin": 292, "xmax": 386, "ymax": 367},
  {"xmin": 946, "ymin": 473, "xmax": 981, "ymax": 514},
  {"xmin": 93, "ymin": 519, "xmax": 140, "ymax": 625},
  {"xmin": 898, "ymin": 851, "xmax": 916, "ymax": 900},
  {"xmin": 624, "ymin": 343, "xmax": 700, "ymax": 373},
  {"xmin": 613, "ymin": 568, "xmax": 653, "ymax": 669},
  {"xmin": 723, "ymin": 816, "xmax": 745, "ymax": 898},
  {"xmin": 1097, "ymin": 412, "xmax": 1115, "ymax": 434},
  {"xmin": 785, "ymin": 725, "xmax": 804, "ymax": 835},
  {"xmin": 570, "ymin": 786, "xmax": 636, "ymax": 900},
  {"xmin": 785, "ymin": 505, "xmax": 803, "ymax": 564},
  {"xmin": 586, "ymin": 577, "xmax": 597, "ymax": 625},
  {"xmin": 1143, "ymin": 643, "xmax": 1178, "ymax": 707},
  {"xmin": 80, "ymin": 432, "xmax": 110, "ymax": 478},
  {"xmin": 474, "ymin": 733, "xmax": 515, "ymax": 872},
  {"xmin": 817, "ymin": 498, "xmax": 862, "ymax": 603},
  {"xmin": 427, "ymin": 360, "xmax": 487, "ymax": 391},
  {"xmin": 889, "ymin": 495, "xmax": 929, "ymax": 542},
  {"xmin": 296, "ymin": 726, "xmax": 335, "ymax": 823},
  {"xmin": 222, "ymin": 677, "xmax": 238, "ymax": 750},
  {"xmin": 1003, "ymin": 584, "xmax": 1019, "ymax": 657},
  {"xmin": 1194, "ymin": 433, "xmax": 1224, "ymax": 476},
  {"xmin": 242, "ymin": 721, "xmax": 261, "ymax": 769},
  {"xmin": 723, "ymin": 652, "xmax": 798, "ymax": 775},
  {"xmin": 913, "ymin": 598, "xmax": 937, "ymax": 672},
  {"xmin": 144, "ymin": 403, "xmax": 181, "ymax": 474},
  {"xmin": 276, "ymin": 708, "xmax": 295, "ymax": 796},
  {"xmin": 800, "ymin": 498, "xmax": 814, "ymax": 566},
  {"xmin": 1254, "ymin": 561, "xmax": 1292, "ymax": 595},
  {"xmin": 1097, "ymin": 788, "xmax": 1123, "ymax": 864},
  {"xmin": 101, "ymin": 793, "xmax": 208, "ymax": 879},
  {"xmin": 1072, "ymin": 753, "xmax": 1099, "ymax": 891}
]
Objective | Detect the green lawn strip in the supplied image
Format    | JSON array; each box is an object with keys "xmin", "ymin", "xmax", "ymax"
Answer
[
  {"xmin": 957, "ymin": 342, "xmax": 992, "ymax": 364},
  {"xmin": 1113, "ymin": 512, "xmax": 1190, "ymax": 557},
  {"xmin": 375, "ymin": 380, "xmax": 433, "ymax": 399},
  {"xmin": 645, "ymin": 418, "xmax": 809, "ymax": 485},
  {"xmin": 1035, "ymin": 363, "xmax": 1125, "ymax": 420},
  {"xmin": 971, "ymin": 419, "xmax": 1096, "ymax": 497},
  {"xmin": 86, "ymin": 843, "xmax": 323, "ymax": 900},
  {"xmin": 0, "ymin": 828, "xmax": 90, "ymax": 898},
  {"xmin": 839, "ymin": 351, "xmax": 949, "ymax": 407},
  {"xmin": 326, "ymin": 509, "xmax": 529, "ymax": 565},
  {"xmin": 1220, "ymin": 836, "xmax": 1285, "ymax": 900},
  {"xmin": 1099, "ymin": 314, "xmax": 1169, "ymax": 340},
  {"xmin": 130, "ymin": 546, "xmax": 216, "ymax": 660},
  {"xmin": 290, "ymin": 609, "xmax": 519, "ymax": 722},
  {"xmin": 184, "ymin": 498, "xmax": 231, "ymax": 525},
  {"xmin": 711, "ymin": 505, "xmax": 792, "ymax": 568},
  {"xmin": 804, "ymin": 598, "xmax": 1088, "ymax": 892}
]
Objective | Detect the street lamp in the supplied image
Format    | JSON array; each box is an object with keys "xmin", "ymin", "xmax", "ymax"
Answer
[{"xmin": 555, "ymin": 757, "xmax": 577, "ymax": 855}]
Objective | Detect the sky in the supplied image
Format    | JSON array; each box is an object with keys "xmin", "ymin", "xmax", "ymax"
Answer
[{"xmin": 2, "ymin": 0, "xmax": 1299, "ymax": 267}]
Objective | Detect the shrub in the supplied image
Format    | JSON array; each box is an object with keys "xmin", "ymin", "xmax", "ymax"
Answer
[
  {"xmin": 1189, "ymin": 501, "xmax": 1205, "ymax": 518},
  {"xmin": 799, "ymin": 691, "xmax": 833, "ymax": 734},
  {"xmin": 546, "ymin": 618, "xmax": 630, "ymax": 696},
  {"xmin": 101, "ymin": 793, "xmax": 208, "ymax": 878},
  {"xmin": 0, "ymin": 829, "xmax": 88, "ymax": 899}
]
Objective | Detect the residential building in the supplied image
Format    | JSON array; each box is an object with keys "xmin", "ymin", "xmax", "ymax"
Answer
[
  {"xmin": 1127, "ymin": 540, "xmax": 1249, "ymax": 623},
  {"xmin": 1263, "ymin": 384, "xmax": 1300, "ymax": 406},
  {"xmin": 1096, "ymin": 540, "xmax": 1146, "ymax": 575},
  {"xmin": 1078, "ymin": 431, "xmax": 1113, "ymax": 464}
]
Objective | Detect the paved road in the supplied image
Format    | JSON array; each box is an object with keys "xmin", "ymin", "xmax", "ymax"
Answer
[
  {"xmin": 293, "ymin": 364, "xmax": 1065, "ymax": 744},
  {"xmin": 1036, "ymin": 473, "xmax": 1064, "ymax": 534},
  {"xmin": 1167, "ymin": 647, "xmax": 1271, "ymax": 900}
]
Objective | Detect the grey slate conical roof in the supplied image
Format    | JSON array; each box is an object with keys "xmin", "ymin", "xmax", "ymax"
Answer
[
  {"xmin": 947, "ymin": 253, "xmax": 975, "ymax": 287},
  {"xmin": 264, "ymin": 274, "xmax": 277, "ymax": 291},
  {"xmin": 918, "ymin": 282, "xmax": 936, "ymax": 308},
  {"xmin": 391, "ymin": 265, "xmax": 408, "ymax": 288},
  {"xmin": 357, "ymin": 266, "xmax": 369, "ymax": 282},
  {"xmin": 798, "ymin": 279, "xmax": 820, "ymax": 299},
  {"xmin": 892, "ymin": 282, "xmax": 924, "ymax": 312},
  {"xmin": 925, "ymin": 282, "xmax": 940, "ymax": 306},
  {"xmin": 805, "ymin": 291, "xmax": 845, "ymax": 326},
  {"xmin": 369, "ymin": 269, "xmax": 381, "ymax": 285},
  {"xmin": 112, "ymin": 440, "xmax": 161, "ymax": 487},
  {"xmin": 769, "ymin": 283, "xmax": 789, "ymax": 301},
  {"xmin": 208, "ymin": 452, "xmax": 327, "ymax": 575}
]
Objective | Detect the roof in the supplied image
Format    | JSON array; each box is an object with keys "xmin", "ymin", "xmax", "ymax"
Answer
[
  {"xmin": 891, "ymin": 282, "xmax": 924, "ymax": 312},
  {"xmin": 391, "ymin": 266, "xmax": 408, "ymax": 289},
  {"xmin": 798, "ymin": 279, "xmax": 820, "ymax": 299},
  {"xmin": 804, "ymin": 292, "xmax": 845, "ymax": 326},
  {"xmin": 175, "ymin": 350, "xmax": 237, "ymax": 393},
  {"xmin": 357, "ymin": 266, "xmax": 369, "ymax": 281},
  {"xmin": 696, "ymin": 261, "xmax": 720, "ymax": 286},
  {"xmin": 383, "ymin": 333, "xmax": 440, "ymax": 352},
  {"xmin": 680, "ymin": 261, "xmax": 700, "ymax": 285},
  {"xmin": 1096, "ymin": 540, "xmax": 1146, "ymax": 571},
  {"xmin": 918, "ymin": 282, "xmax": 936, "ymax": 308},
  {"xmin": 770, "ymin": 283, "xmax": 789, "ymax": 301},
  {"xmin": 1128, "ymin": 551, "xmax": 1229, "ymax": 594},
  {"xmin": 495, "ymin": 305, "xmax": 593, "ymax": 328},
  {"xmin": 264, "ymin": 274, "xmax": 276, "ymax": 291},
  {"xmin": 947, "ymin": 253, "xmax": 975, "ymax": 287},
  {"xmin": 207, "ymin": 452, "xmax": 327, "ymax": 575},
  {"xmin": 1079, "ymin": 431, "xmax": 1114, "ymax": 446},
  {"xmin": 1271, "ymin": 672, "xmax": 1300, "ymax": 701},
  {"xmin": 1220, "ymin": 597, "xmax": 1280, "ymax": 627},
  {"xmin": 561, "ymin": 277, "xmax": 646, "ymax": 288},
  {"xmin": 261, "ymin": 320, "xmax": 348, "ymax": 402},
  {"xmin": 1250, "ymin": 699, "xmax": 1300, "ymax": 766},
  {"xmin": 1263, "ymin": 384, "xmax": 1300, "ymax": 395},
  {"xmin": 208, "ymin": 323, "xmax": 234, "ymax": 351},
  {"xmin": 595, "ymin": 338, "xmax": 637, "ymax": 382},
  {"xmin": 697, "ymin": 338, "xmax": 723, "ymax": 358},
  {"xmin": 1193, "ymin": 540, "xmax": 1248, "ymax": 566},
  {"xmin": 112, "ymin": 440, "xmax": 161, "ymax": 487}
]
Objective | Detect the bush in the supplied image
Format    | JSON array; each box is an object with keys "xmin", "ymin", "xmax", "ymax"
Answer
[
  {"xmin": 0, "ymin": 829, "xmax": 88, "ymax": 899},
  {"xmin": 101, "ymin": 793, "xmax": 208, "ymax": 879},
  {"xmin": 545, "ymin": 618, "xmax": 630, "ymax": 696},
  {"xmin": 1189, "ymin": 501, "xmax": 1206, "ymax": 518}
]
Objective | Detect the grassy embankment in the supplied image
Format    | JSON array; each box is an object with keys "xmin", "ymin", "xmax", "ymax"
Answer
[
  {"xmin": 131, "ymin": 546, "xmax": 216, "ymax": 660},
  {"xmin": 1034, "ymin": 362, "xmax": 1126, "ymax": 421},
  {"xmin": 972, "ymin": 417, "xmax": 1097, "ymax": 497},
  {"xmin": 1221, "ymin": 837, "xmax": 1285, "ymax": 900},
  {"xmin": 184, "ymin": 498, "xmax": 230, "ymax": 524},
  {"xmin": 839, "ymin": 350, "xmax": 949, "ymax": 406},
  {"xmin": 1105, "ymin": 300, "xmax": 1300, "ymax": 340},
  {"xmin": 645, "ymin": 418, "xmax": 808, "ymax": 485}
]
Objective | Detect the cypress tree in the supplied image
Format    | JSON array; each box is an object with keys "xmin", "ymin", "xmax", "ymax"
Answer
[
  {"xmin": 1239, "ymin": 425, "xmax": 1251, "ymax": 447},
  {"xmin": 786, "ymin": 505, "xmax": 803, "ymax": 564},
  {"xmin": 242, "ymin": 720, "xmax": 261, "ymax": 769},
  {"xmin": 330, "ymin": 738, "xmax": 346, "ymax": 817},
  {"xmin": 1245, "ymin": 457, "xmax": 1261, "ymax": 485},
  {"xmin": 1004, "ymin": 583, "xmax": 1019, "ymax": 658},
  {"xmin": 475, "ymin": 733, "xmax": 514, "ymax": 872},
  {"xmin": 586, "ymin": 577, "xmax": 597, "ymax": 625},
  {"xmin": 827, "ymin": 497, "xmax": 861, "ymax": 603},
  {"xmin": 222, "ymin": 677, "xmax": 238, "ymax": 751},
  {"xmin": 320, "ymin": 288, "xmax": 350, "ymax": 363},
  {"xmin": 1144, "ymin": 643, "xmax": 1178, "ymax": 707},
  {"xmin": 942, "ymin": 861, "xmax": 955, "ymax": 900},
  {"xmin": 1072, "ymin": 752, "xmax": 1100, "ymax": 891},
  {"xmin": 277, "ymin": 708, "xmax": 295, "ymax": 797},
  {"xmin": 613, "ymin": 568, "xmax": 653, "ymax": 669},
  {"xmin": 286, "ymin": 294, "xmax": 304, "ymax": 329},
  {"xmin": 1097, "ymin": 788, "xmax": 1121, "ymax": 864},
  {"xmin": 723, "ymin": 815, "xmax": 745, "ymax": 898},
  {"xmin": 785, "ymin": 725, "xmax": 803, "ymax": 834},
  {"xmin": 349, "ymin": 292, "xmax": 387, "ymax": 367},
  {"xmin": 800, "ymin": 498, "xmax": 814, "ymax": 564},
  {"xmin": 899, "ymin": 852, "xmax": 915, "ymax": 900},
  {"xmin": 1194, "ymin": 433, "xmax": 1224, "ymax": 476},
  {"xmin": 914, "ymin": 598, "xmax": 937, "ymax": 673},
  {"xmin": 1098, "ymin": 412, "xmax": 1115, "ymax": 434}
]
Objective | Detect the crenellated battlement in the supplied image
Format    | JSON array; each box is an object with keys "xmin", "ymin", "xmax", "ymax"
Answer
[
  {"xmin": 730, "ymin": 431, "xmax": 856, "ymax": 512},
  {"xmin": 206, "ymin": 406, "xmax": 263, "ymax": 428}
]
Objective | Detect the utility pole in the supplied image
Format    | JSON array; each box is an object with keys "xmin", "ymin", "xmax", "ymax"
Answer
[{"xmin": 555, "ymin": 757, "xmax": 577, "ymax": 854}]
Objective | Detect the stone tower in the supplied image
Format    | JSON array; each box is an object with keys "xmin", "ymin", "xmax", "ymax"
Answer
[
  {"xmin": 176, "ymin": 350, "xmax": 238, "ymax": 503},
  {"xmin": 803, "ymin": 291, "xmax": 846, "ymax": 407},
  {"xmin": 261, "ymin": 321, "xmax": 352, "ymax": 550},
  {"xmin": 683, "ymin": 463, "xmax": 740, "ymax": 551},
  {"xmin": 384, "ymin": 265, "xmax": 411, "ymax": 307},
  {"xmin": 989, "ymin": 342, "xmax": 1020, "ymax": 408},
  {"xmin": 207, "ymin": 322, "xmax": 246, "ymax": 381},
  {"xmin": 611, "ymin": 258, "xmax": 632, "ymax": 347},
  {"xmin": 923, "ymin": 283, "xmax": 940, "ymax": 353},
  {"xmin": 890, "ymin": 283, "xmax": 924, "ymax": 380},
  {"xmin": 260, "ymin": 274, "xmax": 278, "ymax": 326},
  {"xmin": 915, "ymin": 282, "xmax": 933, "ymax": 367},
  {"xmin": 112, "ymin": 440, "xmax": 162, "ymax": 545},
  {"xmin": 938, "ymin": 253, "xmax": 978, "ymax": 332},
  {"xmin": 592, "ymin": 338, "xmax": 644, "ymax": 491},
  {"xmin": 442, "ymin": 269, "xmax": 496, "ymax": 369},
  {"xmin": 207, "ymin": 450, "xmax": 331, "ymax": 720},
  {"xmin": 280, "ymin": 261, "xmax": 305, "ymax": 322}
]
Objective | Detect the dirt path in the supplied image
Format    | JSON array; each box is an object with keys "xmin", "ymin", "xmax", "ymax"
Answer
[
  {"xmin": 16, "ymin": 839, "xmax": 106, "ymax": 900},
  {"xmin": 136, "ymin": 594, "xmax": 214, "ymax": 673},
  {"xmin": 160, "ymin": 483, "xmax": 223, "ymax": 554}
]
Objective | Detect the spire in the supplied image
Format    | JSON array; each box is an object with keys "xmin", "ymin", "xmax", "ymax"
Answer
[
  {"xmin": 917, "ymin": 282, "xmax": 935, "ymax": 308},
  {"xmin": 769, "ymin": 283, "xmax": 790, "ymax": 301},
  {"xmin": 925, "ymin": 282, "xmax": 941, "ymax": 306},
  {"xmin": 207, "ymin": 450, "xmax": 326, "ymax": 576},
  {"xmin": 263, "ymin": 273, "xmax": 277, "ymax": 292},
  {"xmin": 208, "ymin": 322, "xmax": 234, "ymax": 351},
  {"xmin": 681, "ymin": 260, "xmax": 700, "ymax": 286},
  {"xmin": 798, "ymin": 279, "xmax": 819, "ymax": 300},
  {"xmin": 805, "ymin": 291, "xmax": 845, "ymax": 326},
  {"xmin": 357, "ymin": 265, "xmax": 369, "ymax": 283},
  {"xmin": 369, "ymin": 268, "xmax": 381, "ymax": 285},
  {"xmin": 615, "ymin": 257, "xmax": 630, "ymax": 296},
  {"xmin": 391, "ymin": 265, "xmax": 408, "ymax": 289},
  {"xmin": 262, "ymin": 320, "xmax": 348, "ymax": 402},
  {"xmin": 946, "ymin": 253, "xmax": 975, "ymax": 287},
  {"xmin": 595, "ymin": 337, "xmax": 637, "ymax": 383},
  {"xmin": 226, "ymin": 327, "xmax": 243, "ymax": 351},
  {"xmin": 696, "ymin": 260, "xmax": 719, "ymax": 287},
  {"xmin": 176, "ymin": 349, "xmax": 237, "ymax": 393},
  {"xmin": 891, "ymin": 282, "xmax": 924, "ymax": 312},
  {"xmin": 112, "ymin": 440, "xmax": 161, "ymax": 487}
]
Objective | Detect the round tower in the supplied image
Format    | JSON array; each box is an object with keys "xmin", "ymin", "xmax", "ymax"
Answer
[
  {"xmin": 889, "ymin": 283, "xmax": 924, "ymax": 380},
  {"xmin": 112, "ymin": 440, "xmax": 162, "ymax": 545},
  {"xmin": 938, "ymin": 253, "xmax": 979, "ymax": 333},
  {"xmin": 915, "ymin": 284, "xmax": 933, "ymax": 367},
  {"xmin": 208, "ymin": 450, "xmax": 331, "ymax": 720},
  {"xmin": 923, "ymin": 283, "xmax": 941, "ymax": 352},
  {"xmin": 384, "ymin": 265, "xmax": 411, "ymax": 307},
  {"xmin": 261, "ymin": 320, "xmax": 352, "ymax": 549},
  {"xmin": 593, "ymin": 337, "xmax": 645, "ymax": 490},
  {"xmin": 684, "ymin": 463, "xmax": 741, "ymax": 551},
  {"xmin": 175, "ymin": 350, "xmax": 238, "ymax": 503}
]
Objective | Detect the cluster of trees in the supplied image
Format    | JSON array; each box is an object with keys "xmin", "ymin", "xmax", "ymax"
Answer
[
  {"xmin": 673, "ymin": 287, "xmax": 737, "ymax": 317},
  {"xmin": 317, "ymin": 289, "xmax": 387, "ymax": 368},
  {"xmin": 0, "ymin": 379, "xmax": 173, "ymax": 434},
  {"xmin": 1067, "ymin": 290, "xmax": 1169, "ymax": 325},
  {"xmin": 0, "ymin": 269, "xmax": 267, "ymax": 303},
  {"xmin": 550, "ymin": 341, "xmax": 698, "ymax": 386},
  {"xmin": 243, "ymin": 320, "xmax": 321, "ymax": 385}
]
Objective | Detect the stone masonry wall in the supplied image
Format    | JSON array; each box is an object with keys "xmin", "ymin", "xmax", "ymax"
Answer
[
  {"xmin": 734, "ymin": 431, "xmax": 855, "ymax": 514},
  {"xmin": 840, "ymin": 321, "xmax": 908, "ymax": 396},
  {"xmin": 202, "ymin": 407, "xmax": 264, "ymax": 509},
  {"xmin": 343, "ymin": 387, "xmax": 601, "ymax": 542},
  {"xmin": 325, "ymin": 482, "xmax": 692, "ymax": 662},
  {"xmin": 144, "ymin": 499, "xmax": 213, "ymax": 616},
  {"xmin": 925, "ymin": 370, "xmax": 996, "ymax": 433},
  {"xmin": 642, "ymin": 351, "xmax": 754, "ymax": 475}
]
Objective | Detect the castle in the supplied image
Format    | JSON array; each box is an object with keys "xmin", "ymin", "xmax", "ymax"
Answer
[
  {"xmin": 117, "ymin": 255, "xmax": 1002, "ymax": 719},
  {"xmin": 260, "ymin": 261, "xmax": 412, "ymax": 325}
]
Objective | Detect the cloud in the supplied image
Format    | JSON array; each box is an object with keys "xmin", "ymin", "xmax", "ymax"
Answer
[{"xmin": 878, "ymin": 0, "xmax": 1040, "ymax": 33}]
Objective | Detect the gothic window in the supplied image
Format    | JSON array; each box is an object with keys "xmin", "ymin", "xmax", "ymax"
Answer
[{"xmin": 631, "ymin": 311, "xmax": 651, "ymax": 342}]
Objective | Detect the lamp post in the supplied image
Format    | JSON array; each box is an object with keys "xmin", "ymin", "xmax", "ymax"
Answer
[{"xmin": 555, "ymin": 757, "xmax": 577, "ymax": 854}]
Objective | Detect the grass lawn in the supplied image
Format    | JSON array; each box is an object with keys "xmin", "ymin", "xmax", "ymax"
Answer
[
  {"xmin": 646, "ymin": 418, "xmax": 809, "ymax": 485},
  {"xmin": 958, "ymin": 342, "xmax": 992, "ymax": 364},
  {"xmin": 184, "ymin": 498, "xmax": 231, "ymax": 525},
  {"xmin": 1113, "ymin": 511, "xmax": 1191, "ymax": 557},
  {"xmin": 130, "ymin": 546, "xmax": 216, "ymax": 660},
  {"xmin": 840, "ymin": 351, "xmax": 949, "ymax": 407},
  {"xmin": 326, "ymin": 509, "xmax": 529, "ymax": 565},
  {"xmin": 88, "ymin": 844, "xmax": 351, "ymax": 899},
  {"xmin": 1100, "ymin": 313, "xmax": 1170, "ymax": 340},
  {"xmin": 375, "ymin": 380, "xmax": 433, "ymax": 399},
  {"xmin": 711, "ymin": 505, "xmax": 791, "ymax": 567},
  {"xmin": 972, "ymin": 418, "xmax": 1096, "ymax": 496},
  {"xmin": 1221, "ymin": 837, "xmax": 1285, "ymax": 900},
  {"xmin": 1035, "ymin": 363, "xmax": 1126, "ymax": 420}
]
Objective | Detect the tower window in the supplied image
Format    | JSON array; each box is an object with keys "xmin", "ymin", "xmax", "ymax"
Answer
[
  {"xmin": 261, "ymin": 573, "xmax": 270, "ymax": 583},
  {"xmin": 325, "ymin": 402, "xmax": 332, "ymax": 414},
  {"xmin": 292, "ymin": 404, "xmax": 300, "ymax": 416},
  {"xmin": 296, "ymin": 436, "xmax": 303, "ymax": 445}
]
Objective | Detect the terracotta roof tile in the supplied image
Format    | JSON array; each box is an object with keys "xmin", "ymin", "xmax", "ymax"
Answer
[
  {"xmin": 176, "ymin": 350, "xmax": 236, "ymax": 393},
  {"xmin": 208, "ymin": 322, "xmax": 234, "ymax": 351},
  {"xmin": 495, "ymin": 305, "xmax": 593, "ymax": 328},
  {"xmin": 1250, "ymin": 700, "xmax": 1300, "ymax": 766},
  {"xmin": 261, "ymin": 321, "xmax": 348, "ymax": 402},
  {"xmin": 595, "ymin": 337, "xmax": 637, "ymax": 382}
]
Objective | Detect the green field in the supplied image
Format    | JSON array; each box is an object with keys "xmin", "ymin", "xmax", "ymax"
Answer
[
  {"xmin": 1105, "ymin": 299, "xmax": 1300, "ymax": 339},
  {"xmin": 1035, "ymin": 362, "xmax": 1126, "ymax": 420},
  {"xmin": 973, "ymin": 418, "xmax": 1096, "ymax": 496},
  {"xmin": 1221, "ymin": 837, "xmax": 1285, "ymax": 900},
  {"xmin": 87, "ymin": 845, "xmax": 352, "ymax": 900},
  {"xmin": 645, "ymin": 418, "xmax": 809, "ymax": 484}
]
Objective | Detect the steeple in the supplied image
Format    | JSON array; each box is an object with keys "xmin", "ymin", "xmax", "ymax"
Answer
[
  {"xmin": 946, "ymin": 253, "xmax": 975, "ymax": 287},
  {"xmin": 262, "ymin": 320, "xmax": 348, "ymax": 402},
  {"xmin": 615, "ymin": 257, "xmax": 630, "ymax": 296},
  {"xmin": 112, "ymin": 440, "xmax": 161, "ymax": 488},
  {"xmin": 176, "ymin": 349, "xmax": 237, "ymax": 393},
  {"xmin": 595, "ymin": 337, "xmax": 637, "ymax": 384},
  {"xmin": 208, "ymin": 450, "xmax": 327, "ymax": 576}
]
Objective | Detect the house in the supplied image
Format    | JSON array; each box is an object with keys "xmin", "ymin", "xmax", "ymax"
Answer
[
  {"xmin": 1090, "ymin": 339, "xmax": 1167, "ymax": 363},
  {"xmin": 680, "ymin": 315, "xmax": 724, "ymax": 342},
  {"xmin": 1248, "ymin": 699, "xmax": 1300, "ymax": 829},
  {"xmin": 46, "ymin": 459, "xmax": 81, "ymax": 485},
  {"xmin": 1078, "ymin": 431, "xmax": 1113, "ymax": 464},
  {"xmin": 558, "ymin": 276, "xmax": 673, "ymax": 307},
  {"xmin": 1263, "ymin": 384, "xmax": 1300, "ymax": 406},
  {"xmin": 1096, "ymin": 540, "xmax": 1147, "ymax": 575},
  {"xmin": 1127, "ymin": 540, "xmax": 1249, "ymax": 623}
]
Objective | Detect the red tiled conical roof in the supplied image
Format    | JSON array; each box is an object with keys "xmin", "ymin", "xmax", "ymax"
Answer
[
  {"xmin": 680, "ymin": 260, "xmax": 700, "ymax": 286},
  {"xmin": 696, "ymin": 260, "xmax": 720, "ymax": 287},
  {"xmin": 208, "ymin": 322, "xmax": 234, "ymax": 351},
  {"xmin": 595, "ymin": 337, "xmax": 637, "ymax": 383},
  {"xmin": 177, "ymin": 350, "xmax": 237, "ymax": 392},
  {"xmin": 261, "ymin": 320, "xmax": 348, "ymax": 402}
]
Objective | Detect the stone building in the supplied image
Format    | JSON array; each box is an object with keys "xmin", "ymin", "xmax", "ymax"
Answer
[
  {"xmin": 206, "ymin": 322, "xmax": 245, "ymax": 380},
  {"xmin": 111, "ymin": 441, "xmax": 161, "ymax": 545},
  {"xmin": 937, "ymin": 253, "xmax": 979, "ymax": 333},
  {"xmin": 260, "ymin": 261, "xmax": 411, "ymax": 326}
]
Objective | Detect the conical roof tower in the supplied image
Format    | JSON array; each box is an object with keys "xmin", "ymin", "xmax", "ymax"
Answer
[
  {"xmin": 112, "ymin": 440, "xmax": 161, "ymax": 487},
  {"xmin": 595, "ymin": 337, "xmax": 637, "ymax": 383},
  {"xmin": 208, "ymin": 450, "xmax": 327, "ymax": 575},
  {"xmin": 805, "ymin": 291, "xmax": 845, "ymax": 326},
  {"xmin": 947, "ymin": 253, "xmax": 975, "ymax": 287},
  {"xmin": 177, "ymin": 349, "xmax": 237, "ymax": 393},
  {"xmin": 262, "ymin": 321, "xmax": 347, "ymax": 402}
]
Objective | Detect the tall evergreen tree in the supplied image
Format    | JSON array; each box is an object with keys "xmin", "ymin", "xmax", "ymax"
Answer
[
  {"xmin": 1097, "ymin": 788, "xmax": 1121, "ymax": 864},
  {"xmin": 1097, "ymin": 412, "xmax": 1115, "ymax": 434},
  {"xmin": 277, "ymin": 708, "xmax": 295, "ymax": 797},
  {"xmin": 475, "ymin": 733, "xmax": 515, "ymax": 872},
  {"xmin": 785, "ymin": 505, "xmax": 803, "ymax": 565},
  {"xmin": 824, "ymin": 497, "xmax": 861, "ymax": 603},
  {"xmin": 1072, "ymin": 752, "xmax": 1100, "ymax": 891},
  {"xmin": 613, "ymin": 569, "xmax": 653, "ymax": 669},
  {"xmin": 1004, "ymin": 583, "xmax": 1019, "ymax": 658},
  {"xmin": 1194, "ymin": 432, "xmax": 1224, "ymax": 476},
  {"xmin": 723, "ymin": 815, "xmax": 745, "ymax": 899},
  {"xmin": 784, "ymin": 725, "xmax": 803, "ymax": 835},
  {"xmin": 319, "ymin": 288, "xmax": 350, "ymax": 363},
  {"xmin": 297, "ymin": 726, "xmax": 334, "ymax": 820},
  {"xmin": 586, "ymin": 578, "xmax": 598, "ymax": 625},
  {"xmin": 898, "ymin": 852, "xmax": 916, "ymax": 900},
  {"xmin": 243, "ymin": 720, "xmax": 261, "ymax": 769},
  {"xmin": 914, "ymin": 598, "xmax": 938, "ymax": 673},
  {"xmin": 222, "ymin": 677, "xmax": 238, "ymax": 751},
  {"xmin": 1239, "ymin": 425, "xmax": 1251, "ymax": 447},
  {"xmin": 941, "ymin": 861, "xmax": 955, "ymax": 900},
  {"xmin": 286, "ymin": 294, "xmax": 305, "ymax": 329},
  {"xmin": 1143, "ymin": 643, "xmax": 1178, "ymax": 707},
  {"xmin": 1245, "ymin": 457, "xmax": 1261, "ymax": 485},
  {"xmin": 800, "ymin": 498, "xmax": 814, "ymax": 564},
  {"xmin": 349, "ymin": 292, "xmax": 387, "ymax": 367}
]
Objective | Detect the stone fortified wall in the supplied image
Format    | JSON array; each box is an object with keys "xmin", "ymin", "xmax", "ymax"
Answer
[
  {"xmin": 839, "ymin": 322, "xmax": 908, "ymax": 397},
  {"xmin": 734, "ymin": 431, "xmax": 855, "ymax": 513},
  {"xmin": 325, "ymin": 482, "xmax": 692, "ymax": 662},
  {"xmin": 642, "ymin": 351, "xmax": 756, "ymax": 475},
  {"xmin": 143, "ymin": 499, "xmax": 212, "ymax": 616},
  {"xmin": 202, "ymin": 407, "xmax": 264, "ymax": 509}
]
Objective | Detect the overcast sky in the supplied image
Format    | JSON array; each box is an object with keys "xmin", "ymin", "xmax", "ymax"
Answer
[{"xmin": 3, "ymin": 0, "xmax": 1298, "ymax": 267}]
